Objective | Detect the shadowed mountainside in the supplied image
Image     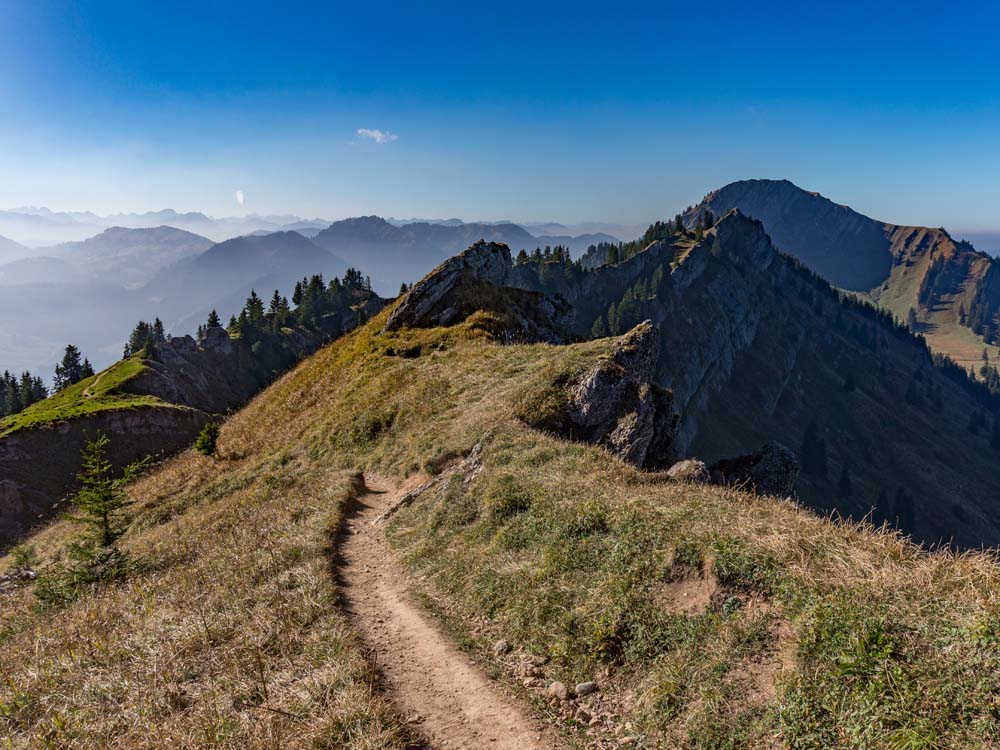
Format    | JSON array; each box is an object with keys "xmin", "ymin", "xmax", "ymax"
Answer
[{"xmin": 682, "ymin": 179, "xmax": 1000, "ymax": 372}]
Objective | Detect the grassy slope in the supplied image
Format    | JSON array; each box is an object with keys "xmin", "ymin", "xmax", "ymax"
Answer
[
  {"xmin": 0, "ymin": 357, "xmax": 169, "ymax": 437},
  {"xmin": 874, "ymin": 228, "xmax": 1000, "ymax": 372},
  {"xmin": 2, "ymin": 312, "xmax": 1000, "ymax": 748}
]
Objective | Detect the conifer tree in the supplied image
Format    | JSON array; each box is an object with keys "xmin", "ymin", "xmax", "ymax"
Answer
[
  {"xmin": 54, "ymin": 344, "xmax": 85, "ymax": 391},
  {"xmin": 71, "ymin": 433, "xmax": 142, "ymax": 547},
  {"xmin": 591, "ymin": 315, "xmax": 607, "ymax": 338}
]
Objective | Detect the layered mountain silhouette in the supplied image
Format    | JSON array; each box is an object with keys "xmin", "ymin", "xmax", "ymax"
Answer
[
  {"xmin": 682, "ymin": 179, "xmax": 1000, "ymax": 371},
  {"xmin": 39, "ymin": 226, "xmax": 213, "ymax": 287},
  {"xmin": 0, "ymin": 234, "xmax": 27, "ymax": 265},
  {"xmin": 311, "ymin": 216, "xmax": 616, "ymax": 292},
  {"xmin": 142, "ymin": 231, "xmax": 348, "ymax": 331}
]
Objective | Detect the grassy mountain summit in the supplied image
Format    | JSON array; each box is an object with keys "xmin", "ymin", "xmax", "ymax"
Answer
[
  {"xmin": 3, "ymin": 281, "xmax": 1000, "ymax": 747},
  {"xmin": 683, "ymin": 179, "xmax": 1000, "ymax": 373}
]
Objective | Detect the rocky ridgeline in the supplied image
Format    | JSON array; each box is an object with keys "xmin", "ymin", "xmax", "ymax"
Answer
[
  {"xmin": 382, "ymin": 230, "xmax": 801, "ymax": 491},
  {"xmin": 384, "ymin": 240, "xmax": 573, "ymax": 342}
]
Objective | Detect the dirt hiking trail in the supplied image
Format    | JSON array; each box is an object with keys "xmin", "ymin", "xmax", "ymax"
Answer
[{"xmin": 336, "ymin": 473, "xmax": 564, "ymax": 750}]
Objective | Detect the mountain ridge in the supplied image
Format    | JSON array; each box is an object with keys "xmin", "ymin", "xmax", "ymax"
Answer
[{"xmin": 682, "ymin": 179, "xmax": 1000, "ymax": 372}]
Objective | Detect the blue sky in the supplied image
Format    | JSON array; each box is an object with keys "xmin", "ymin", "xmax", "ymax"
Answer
[{"xmin": 3, "ymin": 0, "xmax": 1000, "ymax": 229}]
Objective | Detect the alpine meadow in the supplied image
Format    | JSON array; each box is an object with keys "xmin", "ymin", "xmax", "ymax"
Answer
[{"xmin": 5, "ymin": 3, "xmax": 1000, "ymax": 749}]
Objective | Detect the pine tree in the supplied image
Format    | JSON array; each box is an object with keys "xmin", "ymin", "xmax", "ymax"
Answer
[
  {"xmin": 82, "ymin": 359, "xmax": 94, "ymax": 378},
  {"xmin": 3, "ymin": 374, "xmax": 20, "ymax": 417},
  {"xmin": 591, "ymin": 315, "xmax": 608, "ymax": 338},
  {"xmin": 245, "ymin": 290, "xmax": 265, "ymax": 322},
  {"xmin": 207, "ymin": 309, "xmax": 222, "ymax": 328},
  {"xmin": 54, "ymin": 344, "xmax": 85, "ymax": 391},
  {"xmin": 71, "ymin": 433, "xmax": 141, "ymax": 547}
]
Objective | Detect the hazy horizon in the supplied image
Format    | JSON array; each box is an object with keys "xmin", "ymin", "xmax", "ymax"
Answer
[{"xmin": 5, "ymin": 2, "xmax": 1000, "ymax": 231}]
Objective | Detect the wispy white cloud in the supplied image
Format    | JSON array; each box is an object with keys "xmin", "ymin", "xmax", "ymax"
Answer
[
  {"xmin": 357, "ymin": 128, "xmax": 398, "ymax": 145},
  {"xmin": 234, "ymin": 189, "xmax": 246, "ymax": 207}
]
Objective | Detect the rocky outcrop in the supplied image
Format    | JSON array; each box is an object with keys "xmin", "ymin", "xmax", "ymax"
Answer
[
  {"xmin": 383, "ymin": 240, "xmax": 574, "ymax": 342},
  {"xmin": 665, "ymin": 459, "xmax": 709, "ymax": 483},
  {"xmin": 555, "ymin": 321, "xmax": 677, "ymax": 469},
  {"xmin": 708, "ymin": 441, "xmax": 799, "ymax": 497},
  {"xmin": 384, "ymin": 240, "xmax": 512, "ymax": 330}
]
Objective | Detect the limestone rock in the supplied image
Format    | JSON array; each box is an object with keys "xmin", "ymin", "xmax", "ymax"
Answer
[
  {"xmin": 666, "ymin": 459, "xmax": 709, "ymax": 483},
  {"xmin": 575, "ymin": 681, "xmax": 598, "ymax": 696},
  {"xmin": 709, "ymin": 441, "xmax": 799, "ymax": 497},
  {"xmin": 547, "ymin": 681, "xmax": 572, "ymax": 701},
  {"xmin": 383, "ymin": 240, "xmax": 512, "ymax": 331},
  {"xmin": 561, "ymin": 321, "xmax": 678, "ymax": 469}
]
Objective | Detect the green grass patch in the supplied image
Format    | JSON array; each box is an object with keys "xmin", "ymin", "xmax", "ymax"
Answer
[{"xmin": 0, "ymin": 357, "xmax": 166, "ymax": 436}]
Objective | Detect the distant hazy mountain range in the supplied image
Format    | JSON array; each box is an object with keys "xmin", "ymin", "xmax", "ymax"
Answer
[
  {"xmin": 0, "ymin": 207, "xmax": 635, "ymax": 249},
  {"xmin": 0, "ymin": 213, "xmax": 623, "ymax": 377},
  {"xmin": 0, "ymin": 207, "xmax": 332, "ymax": 247}
]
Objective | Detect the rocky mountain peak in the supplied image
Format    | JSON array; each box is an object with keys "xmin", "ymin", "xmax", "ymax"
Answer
[{"xmin": 383, "ymin": 241, "xmax": 514, "ymax": 331}]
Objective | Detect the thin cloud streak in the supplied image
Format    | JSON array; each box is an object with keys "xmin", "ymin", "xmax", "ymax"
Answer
[{"xmin": 357, "ymin": 128, "xmax": 398, "ymax": 145}]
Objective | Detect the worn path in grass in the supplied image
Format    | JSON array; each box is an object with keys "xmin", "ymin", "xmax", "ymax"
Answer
[{"xmin": 336, "ymin": 474, "xmax": 563, "ymax": 750}]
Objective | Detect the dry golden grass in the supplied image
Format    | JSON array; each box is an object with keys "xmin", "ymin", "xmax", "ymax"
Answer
[{"xmin": 3, "ymin": 311, "xmax": 1000, "ymax": 748}]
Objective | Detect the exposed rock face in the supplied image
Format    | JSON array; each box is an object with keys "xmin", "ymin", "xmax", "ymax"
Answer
[
  {"xmin": 506, "ymin": 208, "xmax": 1000, "ymax": 547},
  {"xmin": 383, "ymin": 239, "xmax": 574, "ymax": 342},
  {"xmin": 563, "ymin": 321, "xmax": 677, "ymax": 469},
  {"xmin": 384, "ymin": 240, "xmax": 512, "ymax": 330},
  {"xmin": 666, "ymin": 459, "xmax": 709, "ymax": 483},
  {"xmin": 708, "ymin": 441, "xmax": 800, "ymax": 497}
]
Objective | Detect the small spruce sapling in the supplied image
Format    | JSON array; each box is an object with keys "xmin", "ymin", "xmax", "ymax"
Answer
[
  {"xmin": 71, "ymin": 432, "xmax": 147, "ymax": 547},
  {"xmin": 195, "ymin": 422, "xmax": 220, "ymax": 456}
]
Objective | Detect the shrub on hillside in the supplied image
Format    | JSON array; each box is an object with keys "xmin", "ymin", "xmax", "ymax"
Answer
[{"xmin": 195, "ymin": 422, "xmax": 220, "ymax": 456}]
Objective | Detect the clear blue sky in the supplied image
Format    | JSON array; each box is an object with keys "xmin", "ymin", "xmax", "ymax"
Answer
[{"xmin": 3, "ymin": 0, "xmax": 1000, "ymax": 229}]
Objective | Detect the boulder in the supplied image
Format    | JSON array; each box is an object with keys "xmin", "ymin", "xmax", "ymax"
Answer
[
  {"xmin": 666, "ymin": 459, "xmax": 710, "ymax": 483},
  {"xmin": 709, "ymin": 441, "xmax": 799, "ymax": 497},
  {"xmin": 575, "ymin": 681, "xmax": 599, "ymax": 697}
]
